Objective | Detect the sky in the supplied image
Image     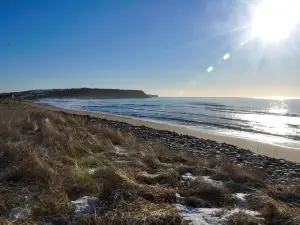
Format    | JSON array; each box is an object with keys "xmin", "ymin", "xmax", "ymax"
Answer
[{"xmin": 1, "ymin": 0, "xmax": 300, "ymax": 97}]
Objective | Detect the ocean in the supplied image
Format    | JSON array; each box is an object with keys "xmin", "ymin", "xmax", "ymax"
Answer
[{"xmin": 38, "ymin": 97, "xmax": 300, "ymax": 148}]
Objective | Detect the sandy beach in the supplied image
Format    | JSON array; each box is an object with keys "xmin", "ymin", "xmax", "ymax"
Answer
[{"xmin": 27, "ymin": 101, "xmax": 300, "ymax": 163}]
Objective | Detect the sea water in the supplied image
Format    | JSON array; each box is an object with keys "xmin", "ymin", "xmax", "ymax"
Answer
[{"xmin": 38, "ymin": 97, "xmax": 300, "ymax": 148}]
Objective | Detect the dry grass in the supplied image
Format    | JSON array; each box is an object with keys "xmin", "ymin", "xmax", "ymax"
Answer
[
  {"xmin": 0, "ymin": 100, "xmax": 299, "ymax": 224},
  {"xmin": 227, "ymin": 211, "xmax": 264, "ymax": 225},
  {"xmin": 248, "ymin": 193, "xmax": 300, "ymax": 225}
]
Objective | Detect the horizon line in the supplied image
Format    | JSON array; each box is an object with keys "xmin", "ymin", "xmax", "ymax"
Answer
[{"xmin": 1, "ymin": 88, "xmax": 299, "ymax": 100}]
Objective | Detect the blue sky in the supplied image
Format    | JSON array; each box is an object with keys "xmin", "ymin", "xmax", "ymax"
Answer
[{"xmin": 1, "ymin": 0, "xmax": 300, "ymax": 97}]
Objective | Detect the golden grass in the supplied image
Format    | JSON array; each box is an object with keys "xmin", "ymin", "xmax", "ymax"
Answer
[
  {"xmin": 0, "ymin": 100, "xmax": 299, "ymax": 224},
  {"xmin": 227, "ymin": 211, "xmax": 264, "ymax": 225},
  {"xmin": 248, "ymin": 193, "xmax": 300, "ymax": 225}
]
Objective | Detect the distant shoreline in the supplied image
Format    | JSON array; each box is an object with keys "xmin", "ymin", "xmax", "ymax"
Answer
[
  {"xmin": 27, "ymin": 101, "xmax": 300, "ymax": 163},
  {"xmin": 0, "ymin": 88, "xmax": 153, "ymax": 99}
]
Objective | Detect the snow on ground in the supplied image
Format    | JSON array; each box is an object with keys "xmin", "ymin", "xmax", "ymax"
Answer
[
  {"xmin": 182, "ymin": 173, "xmax": 197, "ymax": 180},
  {"xmin": 179, "ymin": 173, "xmax": 258, "ymax": 224},
  {"xmin": 176, "ymin": 193, "xmax": 182, "ymax": 198},
  {"xmin": 87, "ymin": 168, "xmax": 97, "ymax": 174},
  {"xmin": 9, "ymin": 208, "xmax": 31, "ymax": 219},
  {"xmin": 177, "ymin": 205, "xmax": 225, "ymax": 225},
  {"xmin": 71, "ymin": 196, "xmax": 99, "ymax": 215},
  {"xmin": 202, "ymin": 176, "xmax": 223, "ymax": 187},
  {"xmin": 114, "ymin": 146, "xmax": 128, "ymax": 156},
  {"xmin": 233, "ymin": 193, "xmax": 247, "ymax": 201},
  {"xmin": 175, "ymin": 193, "xmax": 185, "ymax": 204},
  {"xmin": 181, "ymin": 173, "xmax": 223, "ymax": 187},
  {"xmin": 233, "ymin": 193, "xmax": 248, "ymax": 208},
  {"xmin": 176, "ymin": 204, "xmax": 260, "ymax": 225}
]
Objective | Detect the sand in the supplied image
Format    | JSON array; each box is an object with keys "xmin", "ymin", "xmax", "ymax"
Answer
[{"xmin": 27, "ymin": 102, "xmax": 300, "ymax": 163}]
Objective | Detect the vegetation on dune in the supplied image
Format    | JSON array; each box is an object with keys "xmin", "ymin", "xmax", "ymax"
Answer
[
  {"xmin": 0, "ymin": 88, "xmax": 150, "ymax": 99},
  {"xmin": 0, "ymin": 100, "xmax": 299, "ymax": 224}
]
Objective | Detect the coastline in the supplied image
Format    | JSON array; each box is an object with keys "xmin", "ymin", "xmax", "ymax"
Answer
[
  {"xmin": 27, "ymin": 101, "xmax": 300, "ymax": 163},
  {"xmin": 4, "ymin": 99, "xmax": 300, "ymax": 224}
]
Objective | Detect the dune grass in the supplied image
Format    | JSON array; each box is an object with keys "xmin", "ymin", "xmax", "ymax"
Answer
[{"xmin": 0, "ymin": 100, "xmax": 299, "ymax": 224}]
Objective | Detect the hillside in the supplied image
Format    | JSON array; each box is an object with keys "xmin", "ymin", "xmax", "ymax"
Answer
[
  {"xmin": 0, "ymin": 88, "xmax": 150, "ymax": 99},
  {"xmin": 0, "ymin": 100, "xmax": 299, "ymax": 224}
]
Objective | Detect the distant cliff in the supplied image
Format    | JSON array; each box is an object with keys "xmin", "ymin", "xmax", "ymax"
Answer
[
  {"xmin": 0, "ymin": 88, "xmax": 151, "ymax": 99},
  {"xmin": 147, "ymin": 94, "xmax": 158, "ymax": 97}
]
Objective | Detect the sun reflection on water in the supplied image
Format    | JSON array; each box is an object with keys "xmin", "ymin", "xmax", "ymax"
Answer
[
  {"xmin": 238, "ymin": 100, "xmax": 295, "ymax": 137},
  {"xmin": 268, "ymin": 100, "xmax": 288, "ymax": 114}
]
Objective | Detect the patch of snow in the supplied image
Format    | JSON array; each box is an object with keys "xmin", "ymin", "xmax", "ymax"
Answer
[
  {"xmin": 175, "ymin": 193, "xmax": 185, "ymax": 204},
  {"xmin": 233, "ymin": 193, "xmax": 248, "ymax": 209},
  {"xmin": 176, "ymin": 205, "xmax": 224, "ymax": 225},
  {"xmin": 150, "ymin": 174, "xmax": 160, "ymax": 178},
  {"xmin": 181, "ymin": 173, "xmax": 223, "ymax": 187},
  {"xmin": 224, "ymin": 208, "xmax": 260, "ymax": 217},
  {"xmin": 233, "ymin": 193, "xmax": 247, "ymax": 201},
  {"xmin": 202, "ymin": 176, "xmax": 223, "ymax": 187},
  {"xmin": 182, "ymin": 173, "xmax": 197, "ymax": 180},
  {"xmin": 71, "ymin": 196, "xmax": 99, "ymax": 215},
  {"xmin": 9, "ymin": 208, "xmax": 31, "ymax": 219},
  {"xmin": 114, "ymin": 146, "xmax": 128, "ymax": 156},
  {"xmin": 176, "ymin": 204, "xmax": 261, "ymax": 225},
  {"xmin": 87, "ymin": 168, "xmax": 97, "ymax": 174}
]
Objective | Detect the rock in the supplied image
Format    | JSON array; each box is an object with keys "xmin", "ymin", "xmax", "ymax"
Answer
[
  {"xmin": 9, "ymin": 207, "xmax": 31, "ymax": 219},
  {"xmin": 66, "ymin": 113, "xmax": 300, "ymax": 183},
  {"xmin": 71, "ymin": 196, "xmax": 99, "ymax": 215}
]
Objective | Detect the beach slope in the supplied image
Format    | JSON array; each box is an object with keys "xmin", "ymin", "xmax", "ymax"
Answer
[
  {"xmin": 28, "ymin": 101, "xmax": 300, "ymax": 163},
  {"xmin": 0, "ymin": 99, "xmax": 299, "ymax": 224}
]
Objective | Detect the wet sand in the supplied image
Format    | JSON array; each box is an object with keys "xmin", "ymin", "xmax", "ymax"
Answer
[{"xmin": 27, "ymin": 102, "xmax": 300, "ymax": 163}]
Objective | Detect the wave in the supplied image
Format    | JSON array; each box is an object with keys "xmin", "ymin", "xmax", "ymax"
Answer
[
  {"xmin": 207, "ymin": 107, "xmax": 300, "ymax": 118},
  {"xmin": 81, "ymin": 105, "xmax": 253, "ymax": 124},
  {"xmin": 123, "ymin": 103, "xmax": 158, "ymax": 107},
  {"xmin": 100, "ymin": 111, "xmax": 300, "ymax": 141},
  {"xmin": 37, "ymin": 98, "xmax": 300, "ymax": 143},
  {"xmin": 288, "ymin": 124, "xmax": 300, "ymax": 128},
  {"xmin": 39, "ymin": 102, "xmax": 51, "ymax": 106},
  {"xmin": 188, "ymin": 102, "xmax": 229, "ymax": 108}
]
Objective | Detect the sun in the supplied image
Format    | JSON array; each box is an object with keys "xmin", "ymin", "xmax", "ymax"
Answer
[{"xmin": 251, "ymin": 0, "xmax": 300, "ymax": 43}]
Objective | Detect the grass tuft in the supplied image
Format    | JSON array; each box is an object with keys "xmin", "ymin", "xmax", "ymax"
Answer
[{"xmin": 0, "ymin": 100, "xmax": 298, "ymax": 224}]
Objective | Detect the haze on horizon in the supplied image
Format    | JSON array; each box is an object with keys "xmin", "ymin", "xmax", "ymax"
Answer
[{"xmin": 1, "ymin": 0, "xmax": 300, "ymax": 99}]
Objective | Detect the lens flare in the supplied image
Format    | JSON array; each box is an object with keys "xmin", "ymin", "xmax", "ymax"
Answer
[
  {"xmin": 207, "ymin": 66, "xmax": 214, "ymax": 73},
  {"xmin": 223, "ymin": 53, "xmax": 230, "ymax": 60}
]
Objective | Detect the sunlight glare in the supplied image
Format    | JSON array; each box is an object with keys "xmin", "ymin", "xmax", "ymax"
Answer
[
  {"xmin": 268, "ymin": 100, "xmax": 288, "ymax": 114},
  {"xmin": 223, "ymin": 53, "xmax": 230, "ymax": 60},
  {"xmin": 207, "ymin": 66, "xmax": 214, "ymax": 73},
  {"xmin": 251, "ymin": 0, "xmax": 300, "ymax": 42}
]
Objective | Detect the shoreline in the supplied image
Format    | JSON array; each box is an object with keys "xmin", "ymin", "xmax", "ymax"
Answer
[
  {"xmin": 3, "ymin": 99, "xmax": 300, "ymax": 224},
  {"xmin": 28, "ymin": 101, "xmax": 300, "ymax": 163}
]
